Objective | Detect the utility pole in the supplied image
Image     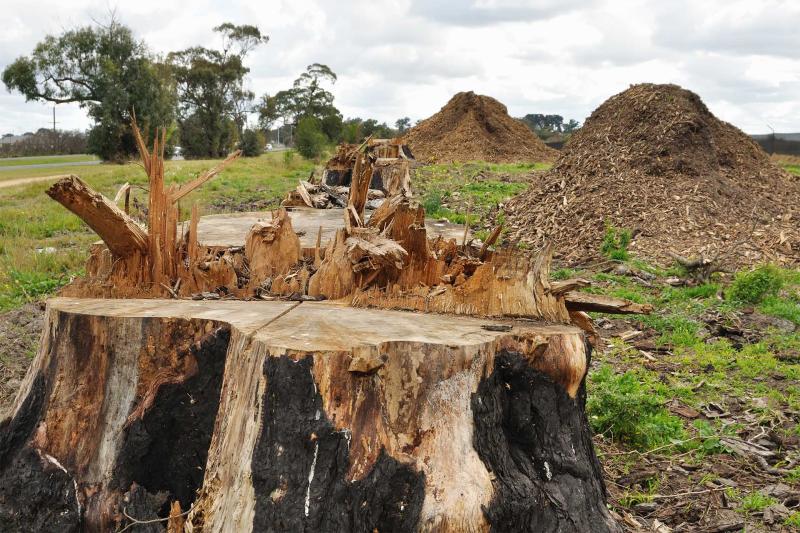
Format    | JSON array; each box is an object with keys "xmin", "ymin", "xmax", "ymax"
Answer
[{"xmin": 767, "ymin": 124, "xmax": 775, "ymax": 155}]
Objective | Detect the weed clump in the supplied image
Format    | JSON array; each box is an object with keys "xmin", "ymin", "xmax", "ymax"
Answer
[
  {"xmin": 727, "ymin": 264, "xmax": 784, "ymax": 304},
  {"xmin": 600, "ymin": 222, "xmax": 631, "ymax": 261}
]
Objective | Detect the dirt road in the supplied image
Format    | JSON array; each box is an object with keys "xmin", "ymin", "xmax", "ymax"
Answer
[{"xmin": 0, "ymin": 174, "xmax": 71, "ymax": 189}]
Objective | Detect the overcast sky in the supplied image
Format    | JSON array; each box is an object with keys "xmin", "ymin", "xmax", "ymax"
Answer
[{"xmin": 1, "ymin": 0, "xmax": 798, "ymax": 135}]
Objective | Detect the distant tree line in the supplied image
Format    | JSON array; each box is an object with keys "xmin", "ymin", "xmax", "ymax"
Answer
[
  {"xmin": 2, "ymin": 16, "xmax": 414, "ymax": 162},
  {"xmin": 0, "ymin": 129, "xmax": 87, "ymax": 157},
  {"xmin": 519, "ymin": 114, "xmax": 581, "ymax": 140}
]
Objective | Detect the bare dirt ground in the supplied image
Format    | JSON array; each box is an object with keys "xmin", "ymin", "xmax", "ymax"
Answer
[{"xmin": 0, "ymin": 302, "xmax": 45, "ymax": 418}]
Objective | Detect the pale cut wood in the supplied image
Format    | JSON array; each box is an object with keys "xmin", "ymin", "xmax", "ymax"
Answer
[
  {"xmin": 46, "ymin": 175, "xmax": 148, "ymax": 258},
  {"xmin": 564, "ymin": 291, "xmax": 654, "ymax": 314}
]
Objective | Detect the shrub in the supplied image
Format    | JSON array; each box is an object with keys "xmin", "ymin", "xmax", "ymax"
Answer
[
  {"xmin": 587, "ymin": 365, "xmax": 686, "ymax": 450},
  {"xmin": 727, "ymin": 264, "xmax": 784, "ymax": 304},
  {"xmin": 600, "ymin": 221, "xmax": 632, "ymax": 261},
  {"xmin": 295, "ymin": 117, "xmax": 327, "ymax": 160},
  {"xmin": 240, "ymin": 129, "xmax": 265, "ymax": 157}
]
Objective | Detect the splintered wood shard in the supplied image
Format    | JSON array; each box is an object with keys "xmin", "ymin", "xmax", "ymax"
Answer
[
  {"xmin": 49, "ymin": 117, "xmax": 240, "ymax": 298},
  {"xmin": 170, "ymin": 150, "xmax": 242, "ymax": 203},
  {"xmin": 245, "ymin": 208, "xmax": 301, "ymax": 282},
  {"xmin": 46, "ymin": 175, "xmax": 148, "ymax": 258}
]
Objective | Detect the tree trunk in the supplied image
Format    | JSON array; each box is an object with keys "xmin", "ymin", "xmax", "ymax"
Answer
[{"xmin": 0, "ymin": 297, "xmax": 619, "ymax": 533}]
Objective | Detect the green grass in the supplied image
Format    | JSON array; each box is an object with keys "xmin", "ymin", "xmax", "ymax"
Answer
[
  {"xmin": 0, "ymin": 151, "xmax": 314, "ymax": 312},
  {"xmin": 587, "ymin": 365, "xmax": 686, "ymax": 450},
  {"xmin": 586, "ymin": 260, "xmax": 800, "ymax": 464},
  {"xmin": 0, "ymin": 154, "xmax": 98, "ymax": 169},
  {"xmin": 413, "ymin": 160, "xmax": 550, "ymax": 227},
  {"xmin": 600, "ymin": 222, "xmax": 632, "ymax": 261},
  {"xmin": 786, "ymin": 512, "xmax": 800, "ymax": 528},
  {"xmin": 784, "ymin": 164, "xmax": 800, "ymax": 176}
]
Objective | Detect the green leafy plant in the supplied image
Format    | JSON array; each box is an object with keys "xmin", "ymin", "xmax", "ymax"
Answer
[
  {"xmin": 587, "ymin": 365, "xmax": 686, "ymax": 450},
  {"xmin": 690, "ymin": 420, "xmax": 729, "ymax": 456},
  {"xmin": 786, "ymin": 512, "xmax": 800, "ymax": 527},
  {"xmin": 739, "ymin": 491, "xmax": 776, "ymax": 513},
  {"xmin": 727, "ymin": 264, "xmax": 784, "ymax": 304},
  {"xmin": 294, "ymin": 116, "xmax": 327, "ymax": 160},
  {"xmin": 600, "ymin": 222, "xmax": 632, "ymax": 261}
]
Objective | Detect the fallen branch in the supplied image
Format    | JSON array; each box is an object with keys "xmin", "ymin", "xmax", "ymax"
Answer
[
  {"xmin": 46, "ymin": 175, "xmax": 148, "ymax": 258},
  {"xmin": 564, "ymin": 291, "xmax": 653, "ymax": 314}
]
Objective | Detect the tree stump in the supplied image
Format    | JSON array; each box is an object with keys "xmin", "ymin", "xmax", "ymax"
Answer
[{"xmin": 0, "ymin": 297, "xmax": 619, "ymax": 532}]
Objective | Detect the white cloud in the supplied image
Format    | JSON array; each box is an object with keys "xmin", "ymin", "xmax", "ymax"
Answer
[{"xmin": 1, "ymin": 0, "xmax": 799, "ymax": 135}]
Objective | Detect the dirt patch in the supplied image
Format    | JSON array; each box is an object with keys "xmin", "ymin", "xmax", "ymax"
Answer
[
  {"xmin": 0, "ymin": 302, "xmax": 44, "ymax": 418},
  {"xmin": 503, "ymin": 83, "xmax": 800, "ymax": 268},
  {"xmin": 403, "ymin": 91, "xmax": 557, "ymax": 164}
]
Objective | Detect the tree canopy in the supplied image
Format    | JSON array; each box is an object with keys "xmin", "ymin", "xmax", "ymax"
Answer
[
  {"xmin": 169, "ymin": 23, "xmax": 268, "ymax": 158},
  {"xmin": 258, "ymin": 63, "xmax": 339, "ymax": 130},
  {"xmin": 2, "ymin": 18, "xmax": 176, "ymax": 160}
]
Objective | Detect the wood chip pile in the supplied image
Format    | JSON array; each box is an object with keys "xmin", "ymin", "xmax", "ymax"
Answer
[
  {"xmin": 403, "ymin": 91, "xmax": 557, "ymax": 164},
  {"xmin": 504, "ymin": 83, "xmax": 800, "ymax": 267}
]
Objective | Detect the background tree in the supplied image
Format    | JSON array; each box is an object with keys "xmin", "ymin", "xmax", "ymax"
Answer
[
  {"xmin": 170, "ymin": 23, "xmax": 268, "ymax": 158},
  {"xmin": 519, "ymin": 113, "xmax": 583, "ymax": 139},
  {"xmin": 294, "ymin": 116, "xmax": 326, "ymax": 159},
  {"xmin": 395, "ymin": 117, "xmax": 411, "ymax": 133},
  {"xmin": 2, "ymin": 18, "xmax": 176, "ymax": 161},
  {"xmin": 258, "ymin": 64, "xmax": 341, "ymax": 143},
  {"xmin": 563, "ymin": 119, "xmax": 582, "ymax": 134},
  {"xmin": 240, "ymin": 129, "xmax": 265, "ymax": 157}
]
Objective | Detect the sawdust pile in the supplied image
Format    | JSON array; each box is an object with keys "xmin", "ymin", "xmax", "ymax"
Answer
[
  {"xmin": 504, "ymin": 83, "xmax": 800, "ymax": 267},
  {"xmin": 403, "ymin": 91, "xmax": 557, "ymax": 164}
]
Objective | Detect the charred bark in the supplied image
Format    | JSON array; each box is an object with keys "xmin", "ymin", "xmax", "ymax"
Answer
[
  {"xmin": 473, "ymin": 349, "xmax": 619, "ymax": 532},
  {"xmin": 252, "ymin": 355, "xmax": 425, "ymax": 533}
]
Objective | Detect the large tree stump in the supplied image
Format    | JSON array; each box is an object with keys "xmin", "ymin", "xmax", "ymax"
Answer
[{"xmin": 0, "ymin": 298, "xmax": 619, "ymax": 532}]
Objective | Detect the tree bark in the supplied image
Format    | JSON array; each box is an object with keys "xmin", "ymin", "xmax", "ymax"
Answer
[{"xmin": 0, "ymin": 297, "xmax": 620, "ymax": 532}]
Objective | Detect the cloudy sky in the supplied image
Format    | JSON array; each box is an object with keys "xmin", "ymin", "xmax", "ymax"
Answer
[{"xmin": 1, "ymin": 0, "xmax": 798, "ymax": 135}]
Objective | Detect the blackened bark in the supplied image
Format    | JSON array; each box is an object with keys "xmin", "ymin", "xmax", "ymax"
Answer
[
  {"xmin": 114, "ymin": 326, "xmax": 231, "ymax": 516},
  {"xmin": 472, "ymin": 348, "xmax": 620, "ymax": 533},
  {"xmin": 0, "ymin": 375, "xmax": 81, "ymax": 532},
  {"xmin": 252, "ymin": 355, "xmax": 425, "ymax": 533}
]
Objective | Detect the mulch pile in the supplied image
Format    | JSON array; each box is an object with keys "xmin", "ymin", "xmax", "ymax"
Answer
[
  {"xmin": 504, "ymin": 83, "xmax": 800, "ymax": 267},
  {"xmin": 403, "ymin": 91, "xmax": 557, "ymax": 164}
]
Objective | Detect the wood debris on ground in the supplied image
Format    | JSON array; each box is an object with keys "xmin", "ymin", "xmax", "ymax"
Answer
[{"xmin": 503, "ymin": 83, "xmax": 800, "ymax": 268}]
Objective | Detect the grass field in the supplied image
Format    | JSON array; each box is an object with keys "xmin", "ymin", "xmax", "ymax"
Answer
[
  {"xmin": 0, "ymin": 154, "xmax": 98, "ymax": 169},
  {"xmin": 414, "ymin": 160, "xmax": 551, "ymax": 231},
  {"xmin": 0, "ymin": 151, "xmax": 314, "ymax": 311}
]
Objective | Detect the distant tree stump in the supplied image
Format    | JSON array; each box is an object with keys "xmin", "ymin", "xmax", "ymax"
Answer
[{"xmin": 0, "ymin": 298, "xmax": 619, "ymax": 532}]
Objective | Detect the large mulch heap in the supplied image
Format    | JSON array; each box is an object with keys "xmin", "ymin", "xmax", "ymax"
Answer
[
  {"xmin": 504, "ymin": 83, "xmax": 800, "ymax": 268},
  {"xmin": 403, "ymin": 91, "xmax": 557, "ymax": 164}
]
